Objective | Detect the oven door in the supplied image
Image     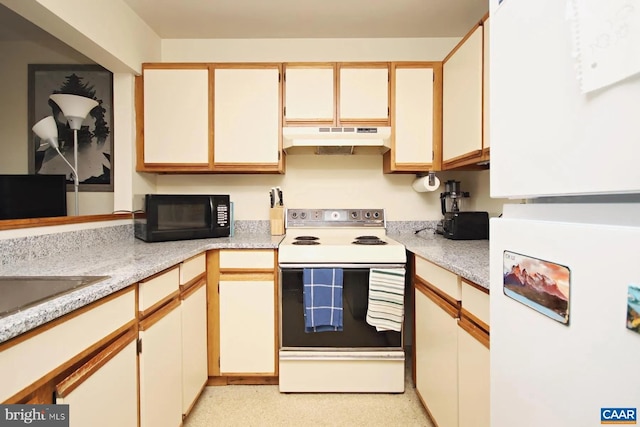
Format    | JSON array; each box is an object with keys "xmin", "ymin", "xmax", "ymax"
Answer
[
  {"xmin": 279, "ymin": 263, "xmax": 405, "ymax": 350},
  {"xmin": 278, "ymin": 263, "xmax": 406, "ymax": 393}
]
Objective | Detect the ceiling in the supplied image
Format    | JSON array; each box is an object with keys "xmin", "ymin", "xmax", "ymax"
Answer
[
  {"xmin": 0, "ymin": 0, "xmax": 487, "ymax": 44},
  {"xmin": 122, "ymin": 0, "xmax": 488, "ymax": 39}
]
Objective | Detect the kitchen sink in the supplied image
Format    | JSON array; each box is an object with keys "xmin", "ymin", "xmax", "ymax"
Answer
[{"xmin": 0, "ymin": 276, "xmax": 110, "ymax": 319}]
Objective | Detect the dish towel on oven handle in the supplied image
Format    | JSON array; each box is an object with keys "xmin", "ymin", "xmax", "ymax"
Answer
[
  {"xmin": 303, "ymin": 268, "xmax": 343, "ymax": 332},
  {"xmin": 366, "ymin": 268, "xmax": 406, "ymax": 332}
]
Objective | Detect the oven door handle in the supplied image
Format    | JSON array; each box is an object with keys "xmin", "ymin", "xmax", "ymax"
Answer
[{"xmin": 278, "ymin": 263, "xmax": 405, "ymax": 269}]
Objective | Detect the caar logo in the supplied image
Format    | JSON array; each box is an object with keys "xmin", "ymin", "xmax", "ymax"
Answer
[{"xmin": 601, "ymin": 408, "xmax": 637, "ymax": 424}]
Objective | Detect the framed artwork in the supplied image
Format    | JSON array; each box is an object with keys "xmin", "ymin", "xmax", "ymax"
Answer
[
  {"xmin": 28, "ymin": 64, "xmax": 114, "ymax": 192},
  {"xmin": 503, "ymin": 250, "xmax": 571, "ymax": 325},
  {"xmin": 627, "ymin": 284, "xmax": 640, "ymax": 335}
]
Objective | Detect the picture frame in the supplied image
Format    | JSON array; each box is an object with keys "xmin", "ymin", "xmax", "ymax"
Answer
[{"xmin": 28, "ymin": 64, "xmax": 114, "ymax": 192}]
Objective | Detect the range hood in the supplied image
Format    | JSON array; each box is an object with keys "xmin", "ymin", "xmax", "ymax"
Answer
[{"xmin": 282, "ymin": 127, "xmax": 391, "ymax": 155}]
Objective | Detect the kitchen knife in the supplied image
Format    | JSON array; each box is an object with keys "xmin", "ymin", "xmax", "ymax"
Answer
[
  {"xmin": 270, "ymin": 188, "xmax": 276, "ymax": 208},
  {"xmin": 276, "ymin": 187, "xmax": 283, "ymax": 206}
]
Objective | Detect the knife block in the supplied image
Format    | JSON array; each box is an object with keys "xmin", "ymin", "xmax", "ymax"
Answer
[{"xmin": 270, "ymin": 206, "xmax": 285, "ymax": 236}]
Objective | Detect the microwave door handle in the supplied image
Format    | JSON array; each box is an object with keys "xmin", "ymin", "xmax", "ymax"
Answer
[{"xmin": 209, "ymin": 197, "xmax": 215, "ymax": 231}]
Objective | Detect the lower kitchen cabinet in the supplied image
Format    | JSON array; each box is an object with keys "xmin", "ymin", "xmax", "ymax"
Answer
[
  {"xmin": 181, "ymin": 279, "xmax": 208, "ymax": 415},
  {"xmin": 415, "ymin": 281, "xmax": 460, "ymax": 427},
  {"xmin": 219, "ymin": 279, "xmax": 275, "ymax": 374},
  {"xmin": 458, "ymin": 318, "xmax": 490, "ymax": 427},
  {"xmin": 208, "ymin": 249, "xmax": 277, "ymax": 379},
  {"xmin": 139, "ymin": 299, "xmax": 183, "ymax": 427},
  {"xmin": 55, "ymin": 330, "xmax": 138, "ymax": 427}
]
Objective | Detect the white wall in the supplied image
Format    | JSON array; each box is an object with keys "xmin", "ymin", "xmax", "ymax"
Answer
[
  {"xmin": 0, "ymin": 39, "xmax": 115, "ymax": 215},
  {"xmin": 1, "ymin": 0, "xmax": 161, "ymax": 73},
  {"xmin": 161, "ymin": 38, "xmax": 460, "ymax": 62}
]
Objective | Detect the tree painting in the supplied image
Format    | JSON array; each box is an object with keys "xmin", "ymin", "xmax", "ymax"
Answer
[{"xmin": 29, "ymin": 64, "xmax": 113, "ymax": 191}]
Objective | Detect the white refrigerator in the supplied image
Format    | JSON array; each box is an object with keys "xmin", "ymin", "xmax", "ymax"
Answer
[{"xmin": 489, "ymin": 0, "xmax": 640, "ymax": 426}]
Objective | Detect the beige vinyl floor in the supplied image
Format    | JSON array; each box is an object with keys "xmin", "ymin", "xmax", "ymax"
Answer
[{"xmin": 184, "ymin": 361, "xmax": 433, "ymax": 427}]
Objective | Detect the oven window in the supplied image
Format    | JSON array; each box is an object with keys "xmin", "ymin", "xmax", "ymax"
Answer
[{"xmin": 280, "ymin": 268, "xmax": 403, "ymax": 349}]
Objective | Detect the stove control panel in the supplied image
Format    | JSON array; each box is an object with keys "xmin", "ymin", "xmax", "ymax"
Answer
[{"xmin": 286, "ymin": 208, "xmax": 385, "ymax": 228}]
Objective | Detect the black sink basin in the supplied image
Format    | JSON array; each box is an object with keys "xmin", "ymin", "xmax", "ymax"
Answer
[{"xmin": 0, "ymin": 276, "xmax": 109, "ymax": 319}]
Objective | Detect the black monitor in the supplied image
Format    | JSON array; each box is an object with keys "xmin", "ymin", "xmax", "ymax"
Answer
[{"xmin": 0, "ymin": 174, "xmax": 68, "ymax": 220}]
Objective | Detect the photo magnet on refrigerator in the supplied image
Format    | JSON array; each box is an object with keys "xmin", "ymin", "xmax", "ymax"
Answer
[
  {"xmin": 627, "ymin": 284, "xmax": 640, "ymax": 335},
  {"xmin": 503, "ymin": 251, "xmax": 571, "ymax": 325}
]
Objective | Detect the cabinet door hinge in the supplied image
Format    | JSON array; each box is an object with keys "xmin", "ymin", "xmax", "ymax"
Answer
[
  {"xmin": 432, "ymin": 151, "xmax": 435, "ymax": 161},
  {"xmin": 218, "ymin": 356, "xmax": 220, "ymax": 368},
  {"xmin": 283, "ymin": 106, "xmax": 286, "ymax": 117},
  {"xmin": 279, "ymin": 73, "xmax": 281, "ymax": 83},
  {"xmin": 218, "ymin": 283, "xmax": 220, "ymax": 294},
  {"xmin": 137, "ymin": 338, "xmax": 142, "ymax": 354}
]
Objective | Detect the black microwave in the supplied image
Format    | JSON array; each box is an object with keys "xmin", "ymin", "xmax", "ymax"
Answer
[{"xmin": 134, "ymin": 194, "xmax": 230, "ymax": 242}]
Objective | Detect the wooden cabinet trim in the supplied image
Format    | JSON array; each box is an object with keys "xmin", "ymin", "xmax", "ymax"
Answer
[
  {"xmin": 458, "ymin": 316, "xmax": 490, "ymax": 349},
  {"xmin": 0, "ymin": 213, "xmax": 132, "ymax": 232},
  {"xmin": 139, "ymin": 265, "xmax": 180, "ymax": 284},
  {"xmin": 55, "ymin": 328, "xmax": 137, "ymax": 398},
  {"xmin": 442, "ymin": 149, "xmax": 484, "ymax": 170},
  {"xmin": 414, "ymin": 274, "xmax": 460, "ymax": 309},
  {"xmin": 142, "ymin": 63, "xmax": 210, "ymax": 70},
  {"xmin": 443, "ymin": 22, "xmax": 484, "ymax": 64},
  {"xmin": 3, "ymin": 319, "xmax": 137, "ymax": 404},
  {"xmin": 415, "ymin": 279, "xmax": 459, "ymax": 319},
  {"xmin": 460, "ymin": 308, "xmax": 490, "ymax": 334},
  {"xmin": 213, "ymin": 63, "xmax": 282, "ymax": 70},
  {"xmin": 138, "ymin": 298, "xmax": 180, "ymax": 331},
  {"xmin": 179, "ymin": 273, "xmax": 206, "ymax": 293},
  {"xmin": 206, "ymin": 251, "xmax": 221, "ymax": 376},
  {"xmin": 180, "ymin": 277, "xmax": 206, "ymax": 300},
  {"xmin": 462, "ymin": 278, "xmax": 489, "ymax": 295}
]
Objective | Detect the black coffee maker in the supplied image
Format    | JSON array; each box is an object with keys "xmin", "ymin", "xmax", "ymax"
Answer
[{"xmin": 436, "ymin": 180, "xmax": 489, "ymax": 240}]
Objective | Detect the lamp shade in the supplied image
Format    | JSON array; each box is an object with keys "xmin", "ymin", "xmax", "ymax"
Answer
[
  {"xmin": 32, "ymin": 115, "xmax": 60, "ymax": 149},
  {"xmin": 49, "ymin": 94, "xmax": 99, "ymax": 130}
]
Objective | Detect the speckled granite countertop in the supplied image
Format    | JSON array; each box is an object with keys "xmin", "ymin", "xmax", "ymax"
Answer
[
  {"xmin": 0, "ymin": 233, "xmax": 283, "ymax": 344},
  {"xmin": 388, "ymin": 232, "xmax": 489, "ymax": 290}
]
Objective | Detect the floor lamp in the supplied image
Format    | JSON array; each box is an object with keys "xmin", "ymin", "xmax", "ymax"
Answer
[{"xmin": 32, "ymin": 94, "xmax": 98, "ymax": 216}]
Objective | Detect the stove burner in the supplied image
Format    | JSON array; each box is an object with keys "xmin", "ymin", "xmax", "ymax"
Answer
[
  {"xmin": 292, "ymin": 240, "xmax": 321, "ymax": 245},
  {"xmin": 353, "ymin": 236, "xmax": 387, "ymax": 245},
  {"xmin": 294, "ymin": 236, "xmax": 319, "ymax": 241}
]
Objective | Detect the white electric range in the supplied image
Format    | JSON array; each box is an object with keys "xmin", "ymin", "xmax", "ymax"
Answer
[{"xmin": 278, "ymin": 208, "xmax": 407, "ymax": 393}]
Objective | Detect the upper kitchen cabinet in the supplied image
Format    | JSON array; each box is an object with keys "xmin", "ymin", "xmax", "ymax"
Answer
[
  {"xmin": 137, "ymin": 63, "xmax": 284, "ymax": 174},
  {"xmin": 442, "ymin": 23, "xmax": 485, "ymax": 170},
  {"xmin": 338, "ymin": 63, "xmax": 390, "ymax": 125},
  {"xmin": 482, "ymin": 16, "xmax": 490, "ymax": 160},
  {"xmin": 383, "ymin": 62, "xmax": 443, "ymax": 173},
  {"xmin": 283, "ymin": 63, "xmax": 335, "ymax": 125},
  {"xmin": 213, "ymin": 64, "xmax": 284, "ymax": 173},
  {"xmin": 137, "ymin": 64, "xmax": 213, "ymax": 172},
  {"xmin": 283, "ymin": 62, "xmax": 390, "ymax": 126}
]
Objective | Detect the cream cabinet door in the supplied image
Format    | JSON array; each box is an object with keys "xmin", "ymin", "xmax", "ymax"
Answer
[
  {"xmin": 386, "ymin": 63, "xmax": 441, "ymax": 173},
  {"xmin": 284, "ymin": 65, "xmax": 335, "ymax": 123},
  {"xmin": 483, "ymin": 18, "xmax": 490, "ymax": 151},
  {"xmin": 442, "ymin": 26, "xmax": 483, "ymax": 167},
  {"xmin": 181, "ymin": 283, "xmax": 208, "ymax": 415},
  {"xmin": 219, "ymin": 280, "xmax": 275, "ymax": 374},
  {"xmin": 55, "ymin": 332, "xmax": 138, "ymax": 427},
  {"xmin": 458, "ymin": 323, "xmax": 490, "ymax": 427},
  {"xmin": 213, "ymin": 66, "xmax": 281, "ymax": 167},
  {"xmin": 339, "ymin": 65, "xmax": 390, "ymax": 123},
  {"xmin": 415, "ymin": 286, "xmax": 459, "ymax": 427},
  {"xmin": 139, "ymin": 301, "xmax": 183, "ymax": 427},
  {"xmin": 143, "ymin": 67, "xmax": 210, "ymax": 166}
]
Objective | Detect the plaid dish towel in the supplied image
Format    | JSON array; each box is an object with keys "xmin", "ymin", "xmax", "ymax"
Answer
[
  {"xmin": 366, "ymin": 268, "xmax": 406, "ymax": 332},
  {"xmin": 303, "ymin": 268, "xmax": 343, "ymax": 332}
]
